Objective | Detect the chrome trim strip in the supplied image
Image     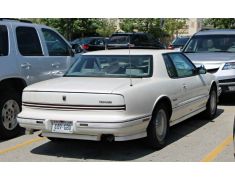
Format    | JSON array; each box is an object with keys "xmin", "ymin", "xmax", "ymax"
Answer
[{"xmin": 22, "ymin": 102, "xmax": 126, "ymax": 110}]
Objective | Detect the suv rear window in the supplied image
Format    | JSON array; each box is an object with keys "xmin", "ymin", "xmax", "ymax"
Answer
[
  {"xmin": 0, "ymin": 25, "xmax": 8, "ymax": 56},
  {"xmin": 16, "ymin": 27, "xmax": 43, "ymax": 56},
  {"xmin": 108, "ymin": 35, "xmax": 129, "ymax": 44}
]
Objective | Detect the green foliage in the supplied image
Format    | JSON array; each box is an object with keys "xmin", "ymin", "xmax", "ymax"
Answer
[
  {"xmin": 96, "ymin": 19, "xmax": 117, "ymax": 37},
  {"xmin": 204, "ymin": 18, "xmax": 235, "ymax": 29},
  {"xmin": 25, "ymin": 18, "xmax": 187, "ymax": 42},
  {"xmin": 119, "ymin": 18, "xmax": 187, "ymax": 38}
]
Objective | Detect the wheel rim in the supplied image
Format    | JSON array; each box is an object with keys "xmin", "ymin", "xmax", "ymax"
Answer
[
  {"xmin": 155, "ymin": 109, "xmax": 167, "ymax": 141},
  {"xmin": 1, "ymin": 100, "xmax": 20, "ymax": 130},
  {"xmin": 210, "ymin": 90, "xmax": 217, "ymax": 115}
]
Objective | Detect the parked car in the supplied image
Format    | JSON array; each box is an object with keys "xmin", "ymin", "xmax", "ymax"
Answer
[
  {"xmin": 0, "ymin": 19, "xmax": 78, "ymax": 139},
  {"xmin": 168, "ymin": 36, "xmax": 190, "ymax": 50},
  {"xmin": 71, "ymin": 37, "xmax": 106, "ymax": 52},
  {"xmin": 107, "ymin": 32, "xmax": 165, "ymax": 49},
  {"xmin": 183, "ymin": 29, "xmax": 235, "ymax": 94},
  {"xmin": 18, "ymin": 49, "xmax": 219, "ymax": 149}
]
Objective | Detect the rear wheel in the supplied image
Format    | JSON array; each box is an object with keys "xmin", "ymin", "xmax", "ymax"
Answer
[
  {"xmin": 147, "ymin": 103, "xmax": 169, "ymax": 149},
  {"xmin": 0, "ymin": 92, "xmax": 22, "ymax": 139},
  {"xmin": 204, "ymin": 87, "xmax": 217, "ymax": 119}
]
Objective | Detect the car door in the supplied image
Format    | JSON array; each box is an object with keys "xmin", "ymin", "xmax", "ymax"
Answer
[
  {"xmin": 14, "ymin": 25, "xmax": 54, "ymax": 85},
  {"xmin": 163, "ymin": 54, "xmax": 189, "ymax": 121},
  {"xmin": 168, "ymin": 53, "xmax": 208, "ymax": 116},
  {"xmin": 40, "ymin": 28, "xmax": 75, "ymax": 78}
]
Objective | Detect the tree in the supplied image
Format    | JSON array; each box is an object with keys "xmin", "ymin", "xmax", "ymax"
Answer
[
  {"xmin": 163, "ymin": 18, "xmax": 187, "ymax": 37},
  {"xmin": 96, "ymin": 19, "xmax": 117, "ymax": 37},
  {"xmin": 204, "ymin": 18, "xmax": 235, "ymax": 29},
  {"xmin": 27, "ymin": 18, "xmax": 100, "ymax": 40}
]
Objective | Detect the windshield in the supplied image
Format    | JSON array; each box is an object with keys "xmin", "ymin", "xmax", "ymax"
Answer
[
  {"xmin": 65, "ymin": 55, "xmax": 153, "ymax": 78},
  {"xmin": 184, "ymin": 35, "xmax": 235, "ymax": 53}
]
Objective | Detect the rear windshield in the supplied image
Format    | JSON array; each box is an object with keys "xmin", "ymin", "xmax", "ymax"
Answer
[
  {"xmin": 184, "ymin": 35, "xmax": 235, "ymax": 53},
  {"xmin": 172, "ymin": 37, "xmax": 189, "ymax": 46},
  {"xmin": 0, "ymin": 25, "xmax": 8, "ymax": 56},
  {"xmin": 65, "ymin": 55, "xmax": 153, "ymax": 78},
  {"xmin": 108, "ymin": 35, "xmax": 130, "ymax": 44}
]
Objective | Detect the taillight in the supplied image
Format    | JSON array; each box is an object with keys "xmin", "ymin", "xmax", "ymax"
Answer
[
  {"xmin": 82, "ymin": 44, "xmax": 89, "ymax": 50},
  {"xmin": 167, "ymin": 45, "xmax": 174, "ymax": 50}
]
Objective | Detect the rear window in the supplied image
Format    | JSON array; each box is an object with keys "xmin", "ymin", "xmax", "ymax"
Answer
[
  {"xmin": 65, "ymin": 55, "xmax": 153, "ymax": 78},
  {"xmin": 172, "ymin": 37, "xmax": 189, "ymax": 46},
  {"xmin": 108, "ymin": 35, "xmax": 129, "ymax": 44},
  {"xmin": 0, "ymin": 25, "xmax": 8, "ymax": 56}
]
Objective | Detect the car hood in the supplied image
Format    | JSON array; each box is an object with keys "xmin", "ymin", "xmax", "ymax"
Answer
[
  {"xmin": 24, "ymin": 77, "xmax": 142, "ymax": 94},
  {"xmin": 185, "ymin": 53, "xmax": 235, "ymax": 69}
]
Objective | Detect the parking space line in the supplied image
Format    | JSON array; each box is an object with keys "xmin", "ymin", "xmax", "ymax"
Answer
[
  {"xmin": 0, "ymin": 137, "xmax": 46, "ymax": 156},
  {"xmin": 201, "ymin": 135, "xmax": 233, "ymax": 162}
]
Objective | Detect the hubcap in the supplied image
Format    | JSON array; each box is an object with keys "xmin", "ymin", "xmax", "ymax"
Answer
[
  {"xmin": 210, "ymin": 91, "xmax": 217, "ymax": 115},
  {"xmin": 155, "ymin": 109, "xmax": 167, "ymax": 141},
  {"xmin": 1, "ymin": 100, "xmax": 20, "ymax": 130}
]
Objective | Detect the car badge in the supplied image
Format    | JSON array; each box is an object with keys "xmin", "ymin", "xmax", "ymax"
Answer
[{"xmin": 62, "ymin": 95, "xmax": 66, "ymax": 101}]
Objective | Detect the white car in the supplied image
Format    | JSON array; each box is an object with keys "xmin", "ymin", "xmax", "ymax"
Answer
[{"xmin": 17, "ymin": 49, "xmax": 219, "ymax": 149}]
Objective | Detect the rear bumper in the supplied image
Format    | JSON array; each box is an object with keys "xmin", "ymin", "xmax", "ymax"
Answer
[{"xmin": 17, "ymin": 115, "xmax": 151, "ymax": 141}]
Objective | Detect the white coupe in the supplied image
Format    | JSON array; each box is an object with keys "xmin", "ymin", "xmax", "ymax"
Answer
[{"xmin": 17, "ymin": 49, "xmax": 219, "ymax": 149}]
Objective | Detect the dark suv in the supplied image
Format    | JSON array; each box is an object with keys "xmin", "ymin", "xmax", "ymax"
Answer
[{"xmin": 107, "ymin": 32, "xmax": 164, "ymax": 49}]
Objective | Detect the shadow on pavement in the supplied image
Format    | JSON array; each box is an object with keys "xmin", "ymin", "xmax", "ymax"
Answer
[
  {"xmin": 219, "ymin": 93, "xmax": 235, "ymax": 106},
  {"xmin": 30, "ymin": 109, "xmax": 224, "ymax": 161},
  {"xmin": 0, "ymin": 127, "xmax": 25, "ymax": 143}
]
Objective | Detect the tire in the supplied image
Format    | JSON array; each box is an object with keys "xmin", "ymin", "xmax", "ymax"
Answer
[
  {"xmin": 147, "ymin": 103, "xmax": 169, "ymax": 149},
  {"xmin": 0, "ymin": 91, "xmax": 22, "ymax": 139},
  {"xmin": 204, "ymin": 86, "xmax": 217, "ymax": 120}
]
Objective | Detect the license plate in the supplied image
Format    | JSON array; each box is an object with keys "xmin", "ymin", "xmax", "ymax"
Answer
[
  {"xmin": 52, "ymin": 121, "xmax": 73, "ymax": 133},
  {"xmin": 228, "ymin": 86, "xmax": 235, "ymax": 91}
]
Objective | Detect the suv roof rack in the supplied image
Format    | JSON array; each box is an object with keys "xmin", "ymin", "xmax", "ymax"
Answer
[{"xmin": 0, "ymin": 18, "xmax": 32, "ymax": 23}]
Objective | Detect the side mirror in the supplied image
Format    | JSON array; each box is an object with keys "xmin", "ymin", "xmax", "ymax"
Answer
[{"xmin": 196, "ymin": 65, "xmax": 207, "ymax": 74}]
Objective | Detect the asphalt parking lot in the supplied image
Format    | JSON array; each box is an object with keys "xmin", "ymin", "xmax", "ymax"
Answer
[{"xmin": 0, "ymin": 95, "xmax": 234, "ymax": 162}]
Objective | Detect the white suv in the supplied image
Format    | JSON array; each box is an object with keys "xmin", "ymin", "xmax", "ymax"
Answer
[{"xmin": 0, "ymin": 19, "xmax": 78, "ymax": 139}]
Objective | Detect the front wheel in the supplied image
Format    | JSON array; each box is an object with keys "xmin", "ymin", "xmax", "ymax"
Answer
[
  {"xmin": 0, "ymin": 92, "xmax": 22, "ymax": 139},
  {"xmin": 204, "ymin": 87, "xmax": 217, "ymax": 120},
  {"xmin": 147, "ymin": 104, "xmax": 169, "ymax": 149}
]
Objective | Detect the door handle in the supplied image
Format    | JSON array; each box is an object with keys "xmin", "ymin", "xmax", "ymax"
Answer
[
  {"xmin": 21, "ymin": 63, "xmax": 31, "ymax": 69},
  {"xmin": 183, "ymin": 84, "xmax": 187, "ymax": 89},
  {"xmin": 51, "ymin": 63, "xmax": 61, "ymax": 67},
  {"xmin": 51, "ymin": 70, "xmax": 64, "ymax": 76}
]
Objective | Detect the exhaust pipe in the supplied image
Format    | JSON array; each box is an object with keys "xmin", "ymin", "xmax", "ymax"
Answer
[{"xmin": 101, "ymin": 134, "xmax": 114, "ymax": 142}]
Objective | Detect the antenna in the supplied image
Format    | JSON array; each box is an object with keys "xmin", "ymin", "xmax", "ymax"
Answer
[{"xmin": 128, "ymin": 35, "xmax": 133, "ymax": 87}]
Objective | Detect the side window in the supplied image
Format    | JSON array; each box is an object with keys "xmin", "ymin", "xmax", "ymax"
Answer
[
  {"xmin": 147, "ymin": 34, "xmax": 155, "ymax": 43},
  {"xmin": 163, "ymin": 54, "xmax": 177, "ymax": 78},
  {"xmin": 16, "ymin": 27, "xmax": 43, "ymax": 56},
  {"xmin": 168, "ymin": 53, "xmax": 196, "ymax": 78},
  {"xmin": 42, "ymin": 28, "xmax": 70, "ymax": 56},
  {"xmin": 0, "ymin": 25, "xmax": 8, "ymax": 56},
  {"xmin": 90, "ymin": 39, "xmax": 104, "ymax": 45}
]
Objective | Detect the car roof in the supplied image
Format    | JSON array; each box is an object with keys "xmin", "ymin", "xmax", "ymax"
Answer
[
  {"xmin": 0, "ymin": 19, "xmax": 50, "ymax": 29},
  {"xmin": 195, "ymin": 29, "xmax": 235, "ymax": 36},
  {"xmin": 83, "ymin": 49, "xmax": 177, "ymax": 56},
  {"xmin": 111, "ymin": 32, "xmax": 147, "ymax": 36}
]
